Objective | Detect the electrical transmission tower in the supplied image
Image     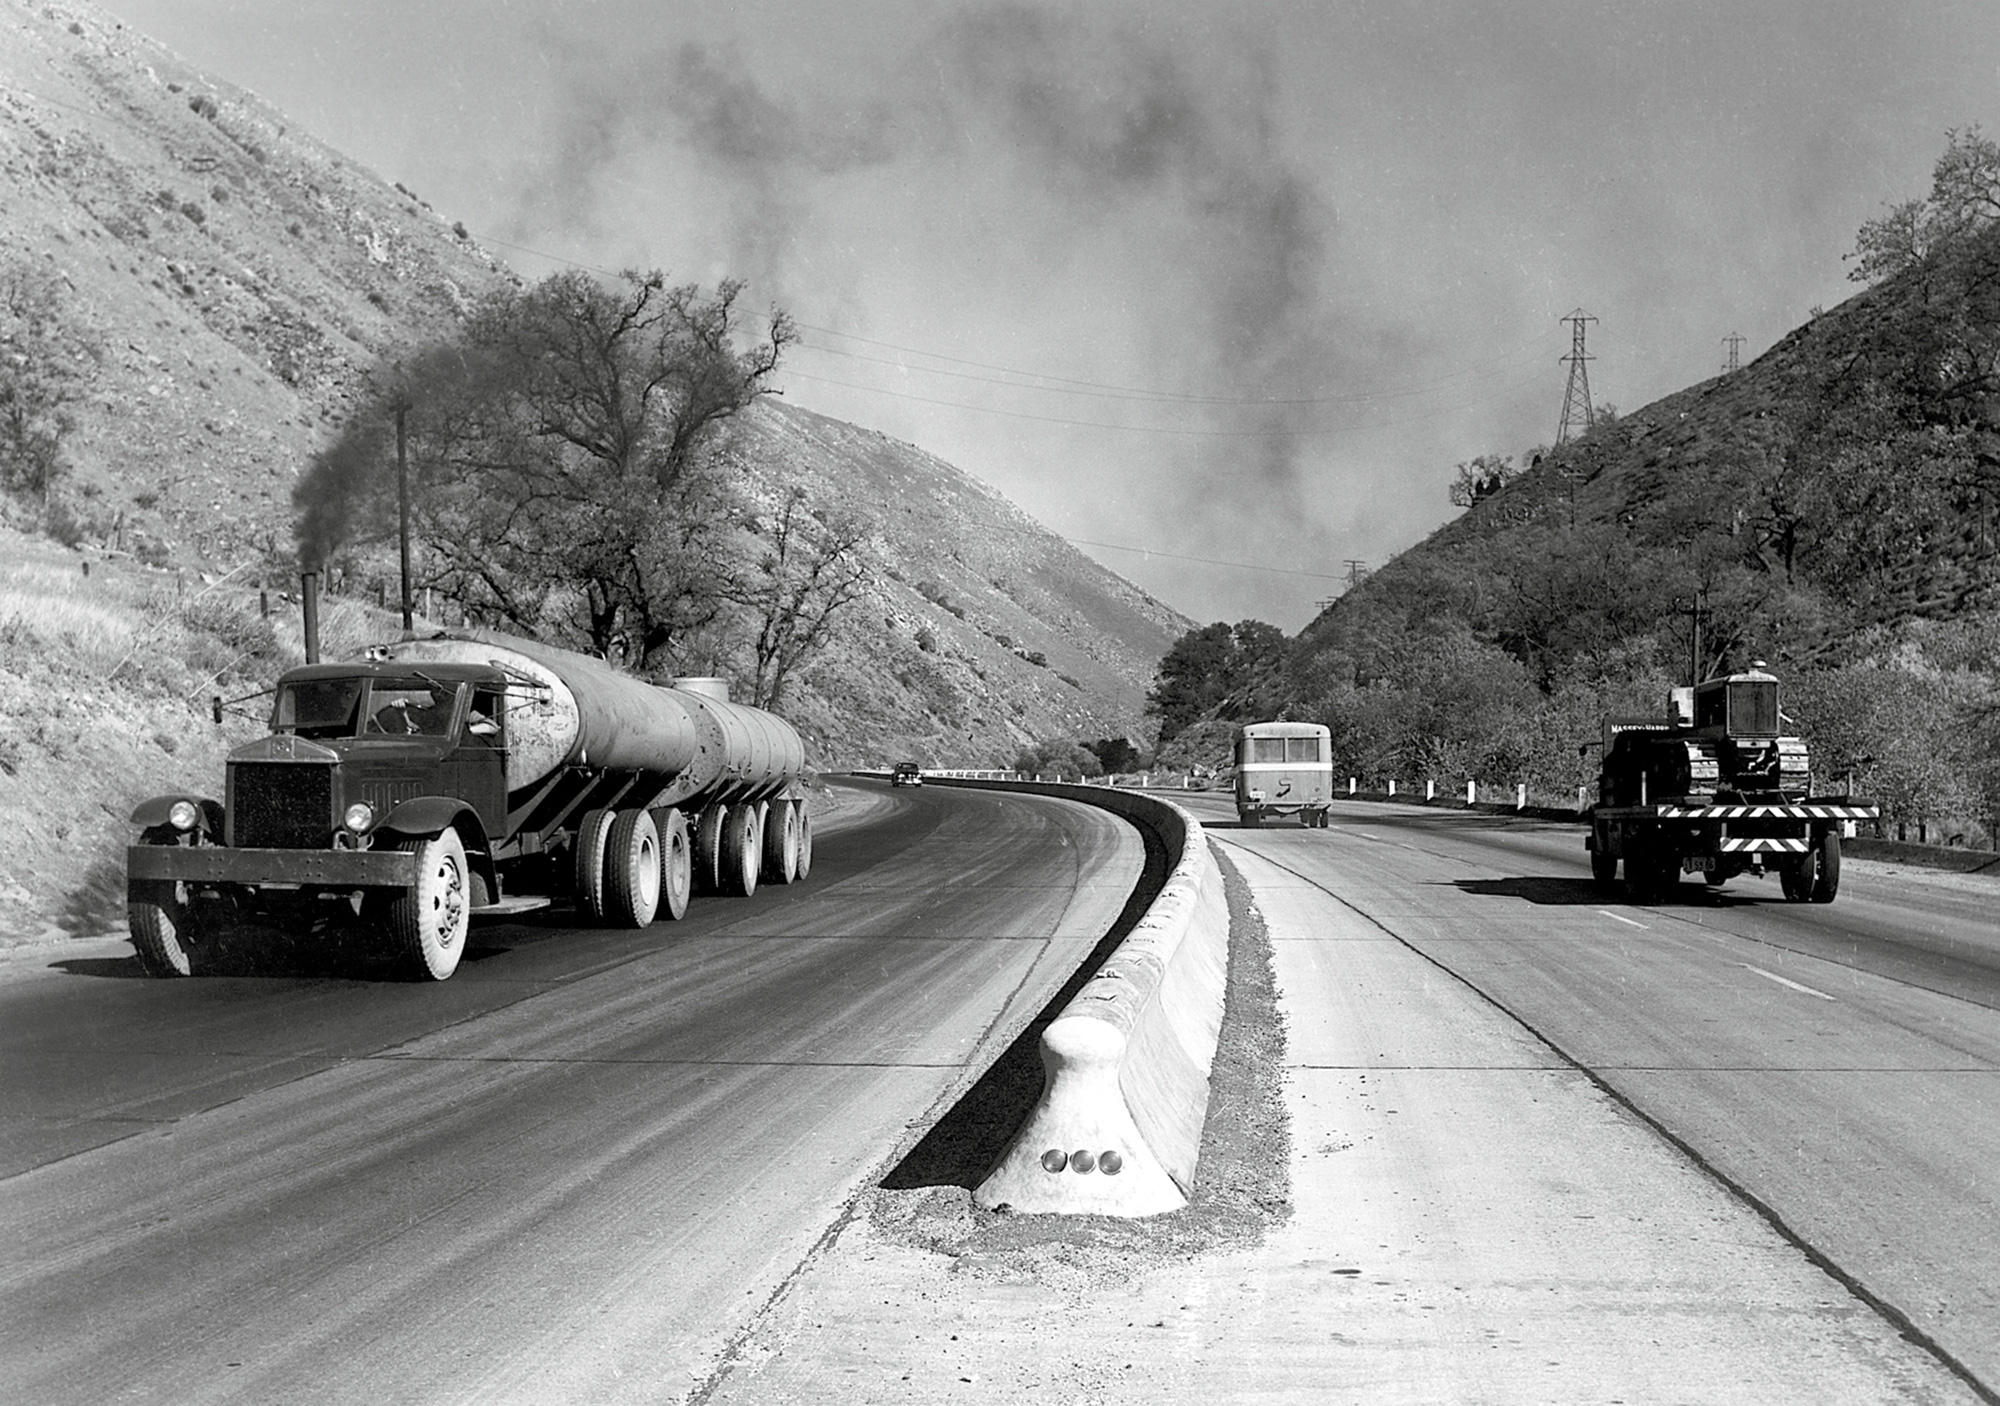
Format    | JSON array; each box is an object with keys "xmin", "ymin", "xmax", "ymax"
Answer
[
  {"xmin": 1555, "ymin": 309, "xmax": 1597, "ymax": 444},
  {"xmin": 1721, "ymin": 331, "xmax": 1745, "ymax": 374},
  {"xmin": 1552, "ymin": 310, "xmax": 1600, "ymax": 442}
]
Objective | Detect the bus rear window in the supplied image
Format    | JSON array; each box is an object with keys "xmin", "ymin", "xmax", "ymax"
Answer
[
  {"xmin": 1248, "ymin": 737, "xmax": 1286, "ymax": 764},
  {"xmin": 1286, "ymin": 736, "xmax": 1322, "ymax": 763}
]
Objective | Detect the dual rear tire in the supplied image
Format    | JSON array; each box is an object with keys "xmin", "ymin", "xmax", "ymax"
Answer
[
  {"xmin": 579, "ymin": 807, "xmax": 694, "ymax": 925},
  {"xmin": 1781, "ymin": 829, "xmax": 1841, "ymax": 903}
]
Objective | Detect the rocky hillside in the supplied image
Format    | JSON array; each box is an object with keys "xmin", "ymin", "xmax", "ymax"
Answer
[
  {"xmin": 1, "ymin": 0, "xmax": 515, "ymax": 563},
  {"xmin": 0, "ymin": 0, "xmax": 1187, "ymax": 766},
  {"xmin": 730, "ymin": 400, "xmax": 1188, "ymax": 764}
]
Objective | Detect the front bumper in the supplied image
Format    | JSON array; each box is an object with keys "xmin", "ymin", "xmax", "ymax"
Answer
[{"xmin": 127, "ymin": 845, "xmax": 416, "ymax": 888}]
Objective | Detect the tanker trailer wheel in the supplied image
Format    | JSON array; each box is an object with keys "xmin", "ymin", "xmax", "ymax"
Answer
[
  {"xmin": 792, "ymin": 801, "xmax": 813, "ymax": 881},
  {"xmin": 761, "ymin": 798, "xmax": 800, "ymax": 885},
  {"xmin": 692, "ymin": 806, "xmax": 727, "ymax": 895},
  {"xmin": 603, "ymin": 808, "xmax": 661, "ymax": 928},
  {"xmin": 129, "ymin": 828, "xmax": 202, "ymax": 977},
  {"xmin": 573, "ymin": 807, "xmax": 615, "ymax": 921},
  {"xmin": 1809, "ymin": 828, "xmax": 1841, "ymax": 904},
  {"xmin": 720, "ymin": 802, "xmax": 764, "ymax": 897},
  {"xmin": 656, "ymin": 809, "xmax": 692, "ymax": 921},
  {"xmin": 387, "ymin": 829, "xmax": 470, "ymax": 981}
]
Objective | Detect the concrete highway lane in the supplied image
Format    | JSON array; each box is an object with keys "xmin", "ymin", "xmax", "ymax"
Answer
[
  {"xmin": 0, "ymin": 780, "xmax": 1142, "ymax": 1405},
  {"xmin": 1193, "ymin": 794, "xmax": 2000, "ymax": 1397}
]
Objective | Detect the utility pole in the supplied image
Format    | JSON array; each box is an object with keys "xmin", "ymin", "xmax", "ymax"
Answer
[
  {"xmin": 1343, "ymin": 560, "xmax": 1368, "ymax": 590},
  {"xmin": 394, "ymin": 400, "xmax": 414, "ymax": 641},
  {"xmin": 1555, "ymin": 308, "xmax": 1597, "ymax": 445},
  {"xmin": 1721, "ymin": 331, "xmax": 1745, "ymax": 374}
]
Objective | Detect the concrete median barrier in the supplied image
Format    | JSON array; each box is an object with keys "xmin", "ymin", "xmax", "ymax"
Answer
[{"xmin": 924, "ymin": 778, "xmax": 1229, "ymax": 1216}]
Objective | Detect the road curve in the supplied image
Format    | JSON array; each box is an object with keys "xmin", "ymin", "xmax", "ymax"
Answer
[
  {"xmin": 1193, "ymin": 793, "xmax": 2000, "ymax": 1397},
  {"xmin": 0, "ymin": 780, "xmax": 1142, "ymax": 1406}
]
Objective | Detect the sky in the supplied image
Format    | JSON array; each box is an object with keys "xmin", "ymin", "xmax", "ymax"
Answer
[{"xmin": 97, "ymin": 0, "xmax": 2000, "ymax": 630}]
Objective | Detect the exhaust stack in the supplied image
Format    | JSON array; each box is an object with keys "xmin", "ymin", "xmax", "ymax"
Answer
[{"xmin": 300, "ymin": 569, "xmax": 321, "ymax": 664}]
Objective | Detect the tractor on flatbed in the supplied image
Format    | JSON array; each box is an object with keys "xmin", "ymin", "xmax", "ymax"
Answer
[{"xmin": 1585, "ymin": 666, "xmax": 1877, "ymax": 904}]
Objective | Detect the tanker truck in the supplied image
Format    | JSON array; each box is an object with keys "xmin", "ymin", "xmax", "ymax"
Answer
[{"xmin": 125, "ymin": 630, "xmax": 811, "ymax": 981}]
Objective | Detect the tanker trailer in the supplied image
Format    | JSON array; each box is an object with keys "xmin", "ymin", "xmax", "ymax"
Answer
[{"xmin": 125, "ymin": 630, "xmax": 810, "ymax": 981}]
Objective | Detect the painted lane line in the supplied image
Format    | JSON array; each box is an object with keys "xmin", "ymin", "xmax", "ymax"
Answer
[
  {"xmin": 1741, "ymin": 964, "xmax": 1837, "ymax": 1001},
  {"xmin": 1598, "ymin": 910, "xmax": 1648, "ymax": 929}
]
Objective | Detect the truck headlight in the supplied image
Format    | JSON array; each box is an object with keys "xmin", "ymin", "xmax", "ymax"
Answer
[
  {"xmin": 168, "ymin": 799, "xmax": 200, "ymax": 832},
  {"xmin": 343, "ymin": 802, "xmax": 375, "ymax": 834}
]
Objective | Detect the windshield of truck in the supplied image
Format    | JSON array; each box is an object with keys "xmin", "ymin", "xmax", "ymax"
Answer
[
  {"xmin": 274, "ymin": 679, "xmax": 366, "ymax": 738},
  {"xmin": 364, "ymin": 680, "xmax": 458, "ymax": 738}
]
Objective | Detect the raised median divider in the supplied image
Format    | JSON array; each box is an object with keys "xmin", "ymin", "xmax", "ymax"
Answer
[{"xmin": 919, "ymin": 777, "xmax": 1230, "ymax": 1216}]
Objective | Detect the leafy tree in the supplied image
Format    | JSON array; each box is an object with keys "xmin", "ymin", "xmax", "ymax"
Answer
[
  {"xmin": 1083, "ymin": 736, "xmax": 1142, "ymax": 773},
  {"xmin": 295, "ymin": 270, "xmax": 793, "ymax": 669},
  {"xmin": 1447, "ymin": 453, "xmax": 1521, "ymax": 509},
  {"xmin": 1012, "ymin": 738, "xmax": 1104, "ymax": 779},
  {"xmin": 1147, "ymin": 618, "xmax": 1289, "ymax": 743},
  {"xmin": 1849, "ymin": 127, "xmax": 2000, "ymax": 285}
]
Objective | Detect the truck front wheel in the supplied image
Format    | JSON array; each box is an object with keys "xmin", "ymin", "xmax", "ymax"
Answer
[
  {"xmin": 129, "ymin": 827, "xmax": 202, "ymax": 977},
  {"xmin": 130, "ymin": 880, "xmax": 199, "ymax": 977},
  {"xmin": 388, "ymin": 829, "xmax": 470, "ymax": 981}
]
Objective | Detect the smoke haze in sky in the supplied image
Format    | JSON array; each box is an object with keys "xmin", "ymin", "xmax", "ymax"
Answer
[{"xmin": 101, "ymin": 0, "xmax": 2000, "ymax": 628}]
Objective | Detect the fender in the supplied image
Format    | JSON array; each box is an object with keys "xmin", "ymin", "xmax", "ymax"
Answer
[
  {"xmin": 129, "ymin": 795, "xmax": 225, "ymax": 841},
  {"xmin": 377, "ymin": 797, "xmax": 498, "ymax": 901}
]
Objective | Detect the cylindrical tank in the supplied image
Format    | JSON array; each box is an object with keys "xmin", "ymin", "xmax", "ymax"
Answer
[
  {"xmin": 654, "ymin": 689, "xmax": 808, "ymax": 809},
  {"xmin": 381, "ymin": 632, "xmax": 804, "ymax": 807}
]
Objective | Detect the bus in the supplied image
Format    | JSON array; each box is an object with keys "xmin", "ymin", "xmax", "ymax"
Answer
[{"xmin": 1234, "ymin": 721, "xmax": 1333, "ymax": 828}]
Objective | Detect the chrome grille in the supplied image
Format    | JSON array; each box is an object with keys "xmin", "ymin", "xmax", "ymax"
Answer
[{"xmin": 230, "ymin": 762, "xmax": 334, "ymax": 849}]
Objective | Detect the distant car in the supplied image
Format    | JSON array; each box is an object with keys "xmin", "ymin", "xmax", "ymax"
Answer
[{"xmin": 891, "ymin": 762, "xmax": 924, "ymax": 787}]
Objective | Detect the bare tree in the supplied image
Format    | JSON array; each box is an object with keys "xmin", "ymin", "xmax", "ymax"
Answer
[{"xmin": 731, "ymin": 487, "xmax": 869, "ymax": 709}]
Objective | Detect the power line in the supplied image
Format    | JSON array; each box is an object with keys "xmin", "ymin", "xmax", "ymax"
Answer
[
  {"xmin": 778, "ymin": 363, "xmax": 1551, "ymax": 439},
  {"xmin": 785, "ymin": 322, "xmax": 1556, "ymax": 408}
]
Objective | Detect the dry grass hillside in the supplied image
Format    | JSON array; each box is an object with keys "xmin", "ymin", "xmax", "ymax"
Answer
[
  {"xmin": 732, "ymin": 400, "xmax": 1188, "ymax": 764},
  {"xmin": 0, "ymin": 0, "xmax": 1190, "ymax": 943},
  {"xmin": 1, "ymin": 0, "xmax": 514, "ymax": 562}
]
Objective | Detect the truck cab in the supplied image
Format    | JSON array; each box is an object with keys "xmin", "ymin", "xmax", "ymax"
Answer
[{"xmin": 241, "ymin": 661, "xmax": 511, "ymax": 853}]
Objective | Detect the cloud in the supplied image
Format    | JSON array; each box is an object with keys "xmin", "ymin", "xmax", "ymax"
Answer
[{"xmin": 514, "ymin": 2, "xmax": 1348, "ymax": 560}]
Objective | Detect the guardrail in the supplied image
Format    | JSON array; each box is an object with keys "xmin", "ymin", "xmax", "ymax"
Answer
[{"xmin": 916, "ymin": 776, "xmax": 1229, "ymax": 1217}]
